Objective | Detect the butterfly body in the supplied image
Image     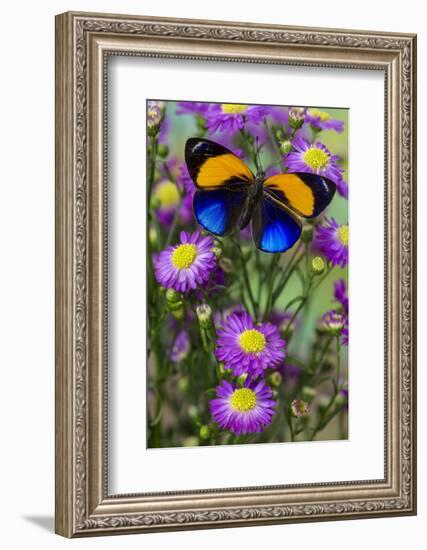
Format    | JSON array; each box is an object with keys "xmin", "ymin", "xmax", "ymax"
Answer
[
  {"xmin": 185, "ymin": 138, "xmax": 336, "ymax": 253},
  {"xmin": 239, "ymin": 174, "xmax": 265, "ymax": 230}
]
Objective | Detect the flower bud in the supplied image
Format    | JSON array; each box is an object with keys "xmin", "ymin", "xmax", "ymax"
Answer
[
  {"xmin": 166, "ymin": 288, "xmax": 183, "ymax": 305},
  {"xmin": 212, "ymin": 245, "xmax": 223, "ymax": 259},
  {"xmin": 149, "ymin": 227, "xmax": 158, "ymax": 247},
  {"xmin": 275, "ymin": 129, "xmax": 285, "ymax": 141},
  {"xmin": 290, "ymin": 399, "xmax": 311, "ymax": 418},
  {"xmin": 237, "ymin": 373, "xmax": 248, "ymax": 386},
  {"xmin": 183, "ymin": 436, "xmax": 199, "ymax": 447},
  {"xmin": 196, "ymin": 303, "xmax": 213, "ymax": 329},
  {"xmin": 178, "ymin": 377, "xmax": 189, "ymax": 394},
  {"xmin": 302, "ymin": 386, "xmax": 317, "ymax": 402},
  {"xmin": 199, "ymin": 425, "xmax": 211, "ymax": 440},
  {"xmin": 333, "ymin": 390, "xmax": 348, "ymax": 408},
  {"xmin": 219, "ymin": 257, "xmax": 233, "ymax": 273},
  {"xmin": 321, "ymin": 310, "xmax": 345, "ymax": 336},
  {"xmin": 157, "ymin": 144, "xmax": 169, "ymax": 158},
  {"xmin": 147, "ymin": 103, "xmax": 162, "ymax": 136},
  {"xmin": 288, "ymin": 107, "xmax": 306, "ymax": 129},
  {"xmin": 188, "ymin": 405, "xmax": 199, "ymax": 420},
  {"xmin": 317, "ymin": 395, "xmax": 330, "ymax": 412},
  {"xmin": 279, "ymin": 140, "xmax": 293, "ymax": 154},
  {"xmin": 269, "ymin": 371, "xmax": 283, "ymax": 387},
  {"xmin": 311, "ymin": 256, "xmax": 325, "ymax": 275}
]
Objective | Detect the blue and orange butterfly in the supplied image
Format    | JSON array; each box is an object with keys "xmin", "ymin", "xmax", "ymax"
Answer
[{"xmin": 185, "ymin": 138, "xmax": 336, "ymax": 253}]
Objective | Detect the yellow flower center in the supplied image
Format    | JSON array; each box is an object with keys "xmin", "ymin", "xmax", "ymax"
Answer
[
  {"xmin": 303, "ymin": 147, "xmax": 330, "ymax": 170},
  {"xmin": 171, "ymin": 243, "xmax": 197, "ymax": 269},
  {"xmin": 221, "ymin": 103, "xmax": 248, "ymax": 114},
  {"xmin": 308, "ymin": 108, "xmax": 331, "ymax": 122},
  {"xmin": 239, "ymin": 329, "xmax": 266, "ymax": 354},
  {"xmin": 230, "ymin": 388, "xmax": 257, "ymax": 412},
  {"xmin": 337, "ymin": 225, "xmax": 349, "ymax": 246},
  {"xmin": 154, "ymin": 181, "xmax": 180, "ymax": 208}
]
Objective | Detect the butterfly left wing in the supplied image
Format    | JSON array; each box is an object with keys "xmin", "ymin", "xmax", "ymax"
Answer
[
  {"xmin": 263, "ymin": 173, "xmax": 336, "ymax": 218},
  {"xmin": 251, "ymin": 194, "xmax": 302, "ymax": 253},
  {"xmin": 193, "ymin": 187, "xmax": 249, "ymax": 236},
  {"xmin": 185, "ymin": 138, "xmax": 254, "ymax": 189},
  {"xmin": 185, "ymin": 138, "xmax": 254, "ymax": 236}
]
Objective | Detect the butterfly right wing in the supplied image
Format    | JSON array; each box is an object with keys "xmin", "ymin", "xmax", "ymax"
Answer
[
  {"xmin": 251, "ymin": 193, "xmax": 302, "ymax": 253},
  {"xmin": 185, "ymin": 138, "xmax": 254, "ymax": 236}
]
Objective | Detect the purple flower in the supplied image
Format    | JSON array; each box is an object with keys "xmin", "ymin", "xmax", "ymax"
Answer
[
  {"xmin": 152, "ymin": 179, "xmax": 181, "ymax": 227},
  {"xmin": 314, "ymin": 217, "xmax": 348, "ymax": 268},
  {"xmin": 215, "ymin": 312, "xmax": 285, "ymax": 378},
  {"xmin": 341, "ymin": 323, "xmax": 349, "ymax": 346},
  {"xmin": 154, "ymin": 231, "xmax": 216, "ymax": 293},
  {"xmin": 280, "ymin": 362, "xmax": 302, "ymax": 380},
  {"xmin": 206, "ymin": 103, "xmax": 266, "ymax": 134},
  {"xmin": 334, "ymin": 279, "xmax": 348, "ymax": 314},
  {"xmin": 210, "ymin": 379, "xmax": 276, "ymax": 436},
  {"xmin": 336, "ymin": 178, "xmax": 349, "ymax": 199},
  {"xmin": 269, "ymin": 310, "xmax": 299, "ymax": 337},
  {"xmin": 176, "ymin": 102, "xmax": 211, "ymax": 116},
  {"xmin": 284, "ymin": 136, "xmax": 344, "ymax": 185},
  {"xmin": 196, "ymin": 265, "xmax": 225, "ymax": 300},
  {"xmin": 177, "ymin": 165, "xmax": 196, "ymax": 224},
  {"xmin": 152, "ymin": 165, "xmax": 196, "ymax": 228},
  {"xmin": 170, "ymin": 330, "xmax": 190, "ymax": 363},
  {"xmin": 305, "ymin": 108, "xmax": 344, "ymax": 133}
]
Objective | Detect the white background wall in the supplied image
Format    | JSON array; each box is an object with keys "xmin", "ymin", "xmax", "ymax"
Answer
[{"xmin": 0, "ymin": 1, "xmax": 424, "ymax": 548}]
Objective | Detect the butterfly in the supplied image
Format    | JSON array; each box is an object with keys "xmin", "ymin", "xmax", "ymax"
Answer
[{"xmin": 185, "ymin": 138, "xmax": 336, "ymax": 253}]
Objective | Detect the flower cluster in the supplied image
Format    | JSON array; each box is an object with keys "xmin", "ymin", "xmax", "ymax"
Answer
[{"xmin": 147, "ymin": 99, "xmax": 349, "ymax": 448}]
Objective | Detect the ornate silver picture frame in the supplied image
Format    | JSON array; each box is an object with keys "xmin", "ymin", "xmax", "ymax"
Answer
[{"xmin": 55, "ymin": 11, "xmax": 417, "ymax": 537}]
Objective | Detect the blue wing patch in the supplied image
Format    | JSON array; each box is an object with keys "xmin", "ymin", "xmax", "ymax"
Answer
[
  {"xmin": 193, "ymin": 188, "xmax": 248, "ymax": 236},
  {"xmin": 251, "ymin": 195, "xmax": 302, "ymax": 253}
]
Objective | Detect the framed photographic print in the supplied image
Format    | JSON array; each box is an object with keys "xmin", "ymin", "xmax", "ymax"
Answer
[{"xmin": 55, "ymin": 11, "xmax": 417, "ymax": 537}]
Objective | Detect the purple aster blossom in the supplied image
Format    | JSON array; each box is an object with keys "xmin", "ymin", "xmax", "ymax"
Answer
[
  {"xmin": 336, "ymin": 178, "xmax": 349, "ymax": 199},
  {"xmin": 170, "ymin": 329, "xmax": 190, "ymax": 364},
  {"xmin": 152, "ymin": 179, "xmax": 181, "ymax": 227},
  {"xmin": 314, "ymin": 217, "xmax": 349, "ymax": 268},
  {"xmin": 334, "ymin": 279, "xmax": 348, "ymax": 314},
  {"xmin": 176, "ymin": 101, "xmax": 212, "ymax": 116},
  {"xmin": 154, "ymin": 231, "xmax": 216, "ymax": 293},
  {"xmin": 215, "ymin": 311, "xmax": 286, "ymax": 378},
  {"xmin": 305, "ymin": 108, "xmax": 344, "ymax": 133},
  {"xmin": 177, "ymin": 165, "xmax": 196, "ymax": 224},
  {"xmin": 196, "ymin": 265, "xmax": 225, "ymax": 301},
  {"xmin": 210, "ymin": 379, "xmax": 276, "ymax": 436},
  {"xmin": 269, "ymin": 310, "xmax": 299, "ymax": 337},
  {"xmin": 278, "ymin": 362, "xmax": 302, "ymax": 392},
  {"xmin": 153, "ymin": 164, "xmax": 196, "ymax": 228},
  {"xmin": 206, "ymin": 103, "xmax": 267, "ymax": 134},
  {"xmin": 341, "ymin": 323, "xmax": 349, "ymax": 346},
  {"xmin": 213, "ymin": 304, "xmax": 246, "ymax": 329},
  {"xmin": 284, "ymin": 136, "xmax": 345, "ymax": 185}
]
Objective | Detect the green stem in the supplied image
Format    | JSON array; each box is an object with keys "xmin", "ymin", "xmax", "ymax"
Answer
[
  {"xmin": 270, "ymin": 246, "xmax": 304, "ymax": 307},
  {"xmin": 231, "ymin": 236, "xmax": 257, "ymax": 317},
  {"xmin": 336, "ymin": 335, "xmax": 341, "ymax": 386},
  {"xmin": 263, "ymin": 254, "xmax": 280, "ymax": 320}
]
